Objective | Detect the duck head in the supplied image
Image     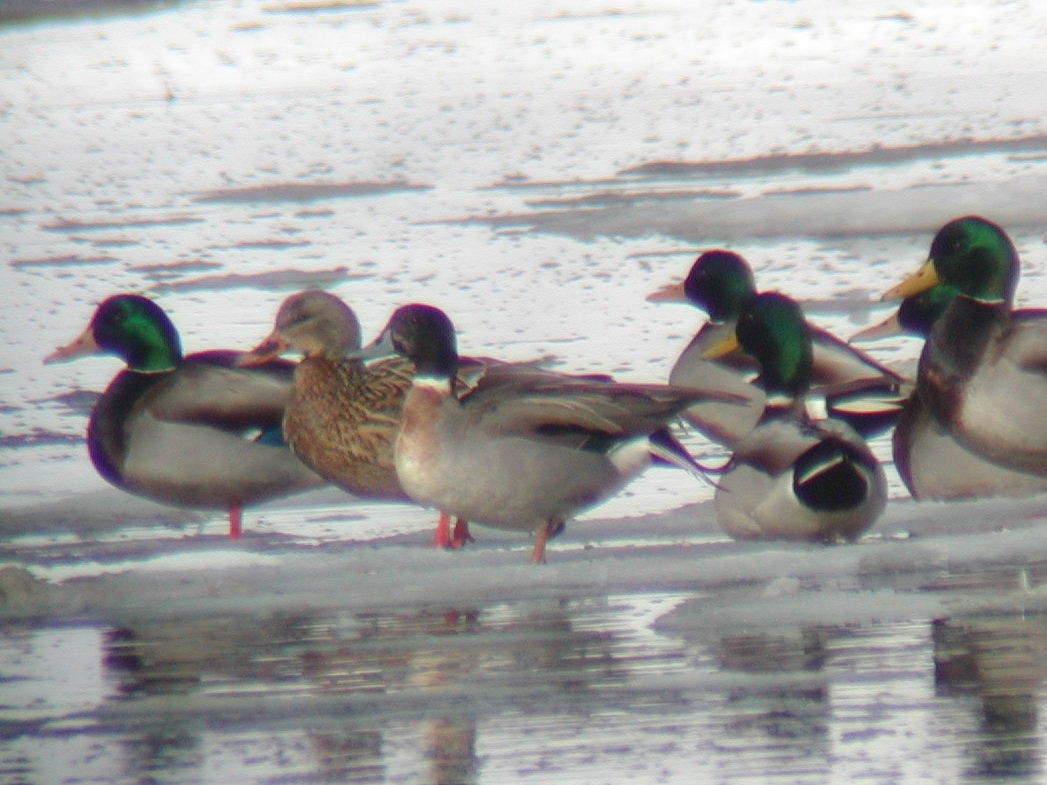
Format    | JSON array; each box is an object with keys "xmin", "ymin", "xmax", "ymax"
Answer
[
  {"xmin": 648, "ymin": 250, "xmax": 756, "ymax": 323},
  {"xmin": 852, "ymin": 284, "xmax": 961, "ymax": 342},
  {"xmin": 240, "ymin": 289, "xmax": 362, "ymax": 364},
  {"xmin": 44, "ymin": 294, "xmax": 181, "ymax": 372},
  {"xmin": 882, "ymin": 216, "xmax": 1019, "ymax": 306},
  {"xmin": 353, "ymin": 303, "xmax": 459, "ymax": 380},
  {"xmin": 703, "ymin": 291, "xmax": 813, "ymax": 405}
]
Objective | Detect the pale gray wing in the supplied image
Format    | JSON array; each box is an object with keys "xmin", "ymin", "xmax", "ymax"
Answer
[
  {"xmin": 464, "ymin": 379, "xmax": 736, "ymax": 440},
  {"xmin": 146, "ymin": 362, "xmax": 292, "ymax": 432}
]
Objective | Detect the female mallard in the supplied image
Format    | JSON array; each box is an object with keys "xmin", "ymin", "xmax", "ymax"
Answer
[
  {"xmin": 882, "ymin": 216, "xmax": 1047, "ymax": 475},
  {"xmin": 237, "ymin": 289, "xmax": 472, "ymax": 548},
  {"xmin": 853, "ymin": 285, "xmax": 1047, "ymax": 499},
  {"xmin": 355, "ymin": 303, "xmax": 731, "ymax": 563},
  {"xmin": 703, "ymin": 292, "xmax": 887, "ymax": 542},
  {"xmin": 44, "ymin": 294, "xmax": 324, "ymax": 537},
  {"xmin": 649, "ymin": 250, "xmax": 908, "ymax": 446}
]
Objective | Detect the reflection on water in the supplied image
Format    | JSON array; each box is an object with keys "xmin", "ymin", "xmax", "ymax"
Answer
[
  {"xmin": 1, "ymin": 595, "xmax": 1043, "ymax": 784},
  {"xmin": 934, "ymin": 616, "xmax": 1046, "ymax": 781},
  {"xmin": 711, "ymin": 628, "xmax": 830, "ymax": 764}
]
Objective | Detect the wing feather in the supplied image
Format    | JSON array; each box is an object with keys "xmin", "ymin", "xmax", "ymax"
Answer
[
  {"xmin": 146, "ymin": 355, "xmax": 293, "ymax": 431},
  {"xmin": 463, "ymin": 379, "xmax": 738, "ymax": 440}
]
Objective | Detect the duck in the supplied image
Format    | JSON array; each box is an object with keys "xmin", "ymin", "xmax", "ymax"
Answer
[
  {"xmin": 43, "ymin": 294, "xmax": 325, "ymax": 537},
  {"xmin": 236, "ymin": 290, "xmax": 623, "ymax": 549},
  {"xmin": 352, "ymin": 303, "xmax": 734, "ymax": 563},
  {"xmin": 649, "ymin": 250, "xmax": 909, "ymax": 446},
  {"xmin": 881, "ymin": 216, "xmax": 1047, "ymax": 476},
  {"xmin": 702, "ymin": 292, "xmax": 887, "ymax": 542},
  {"xmin": 853, "ymin": 285, "xmax": 1047, "ymax": 499},
  {"xmin": 237, "ymin": 289, "xmax": 473, "ymax": 548}
]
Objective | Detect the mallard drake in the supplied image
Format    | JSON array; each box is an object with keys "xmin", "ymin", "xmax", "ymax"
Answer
[
  {"xmin": 649, "ymin": 250, "xmax": 908, "ymax": 445},
  {"xmin": 703, "ymin": 292, "xmax": 887, "ymax": 542},
  {"xmin": 882, "ymin": 216, "xmax": 1047, "ymax": 476},
  {"xmin": 43, "ymin": 294, "xmax": 325, "ymax": 537},
  {"xmin": 237, "ymin": 289, "xmax": 472, "ymax": 548},
  {"xmin": 354, "ymin": 303, "xmax": 732, "ymax": 563},
  {"xmin": 853, "ymin": 285, "xmax": 1047, "ymax": 499}
]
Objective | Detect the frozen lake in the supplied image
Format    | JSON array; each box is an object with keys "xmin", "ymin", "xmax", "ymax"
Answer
[{"xmin": 2, "ymin": 0, "xmax": 1047, "ymax": 782}]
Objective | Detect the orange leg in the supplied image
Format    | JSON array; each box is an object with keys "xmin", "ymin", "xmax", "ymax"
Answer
[
  {"xmin": 434, "ymin": 513, "xmax": 474, "ymax": 549},
  {"xmin": 450, "ymin": 519, "xmax": 473, "ymax": 549},
  {"xmin": 228, "ymin": 504, "xmax": 243, "ymax": 539},
  {"xmin": 530, "ymin": 520, "xmax": 561, "ymax": 564},
  {"xmin": 433, "ymin": 511, "xmax": 452, "ymax": 548}
]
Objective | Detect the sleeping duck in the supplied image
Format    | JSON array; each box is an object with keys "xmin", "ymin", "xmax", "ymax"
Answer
[{"xmin": 703, "ymin": 292, "xmax": 887, "ymax": 542}]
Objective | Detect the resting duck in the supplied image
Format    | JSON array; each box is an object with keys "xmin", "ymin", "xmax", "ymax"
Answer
[
  {"xmin": 649, "ymin": 250, "xmax": 908, "ymax": 445},
  {"xmin": 237, "ymin": 290, "xmax": 626, "ymax": 548},
  {"xmin": 853, "ymin": 285, "xmax": 1047, "ymax": 499},
  {"xmin": 703, "ymin": 292, "xmax": 887, "ymax": 542},
  {"xmin": 881, "ymin": 216, "xmax": 1047, "ymax": 476},
  {"xmin": 237, "ymin": 289, "xmax": 471, "ymax": 548},
  {"xmin": 44, "ymin": 294, "xmax": 324, "ymax": 537},
  {"xmin": 354, "ymin": 303, "xmax": 731, "ymax": 563}
]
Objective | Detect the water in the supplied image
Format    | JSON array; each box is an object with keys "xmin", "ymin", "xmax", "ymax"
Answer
[
  {"xmin": 2, "ymin": 0, "xmax": 1047, "ymax": 782},
  {"xmin": 2, "ymin": 595, "xmax": 1045, "ymax": 785}
]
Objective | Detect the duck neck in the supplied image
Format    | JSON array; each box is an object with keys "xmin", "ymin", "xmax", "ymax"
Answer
[
  {"xmin": 758, "ymin": 357, "xmax": 810, "ymax": 414},
  {"xmin": 118, "ymin": 317, "xmax": 181, "ymax": 373},
  {"xmin": 930, "ymin": 296, "xmax": 1006, "ymax": 374},
  {"xmin": 400, "ymin": 374, "xmax": 453, "ymax": 456},
  {"xmin": 410, "ymin": 373, "xmax": 454, "ymax": 397},
  {"xmin": 127, "ymin": 340, "xmax": 180, "ymax": 373},
  {"xmin": 409, "ymin": 342, "xmax": 459, "ymax": 395},
  {"xmin": 919, "ymin": 296, "xmax": 1006, "ymax": 424}
]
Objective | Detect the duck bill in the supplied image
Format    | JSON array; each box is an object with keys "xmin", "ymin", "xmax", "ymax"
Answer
[
  {"xmin": 881, "ymin": 259, "xmax": 939, "ymax": 301},
  {"xmin": 850, "ymin": 311, "xmax": 904, "ymax": 343},
  {"xmin": 43, "ymin": 326, "xmax": 99, "ymax": 365},
  {"xmin": 236, "ymin": 332, "xmax": 290, "ymax": 367},
  {"xmin": 646, "ymin": 279, "xmax": 689, "ymax": 304},
  {"xmin": 344, "ymin": 330, "xmax": 397, "ymax": 362},
  {"xmin": 699, "ymin": 331, "xmax": 740, "ymax": 360}
]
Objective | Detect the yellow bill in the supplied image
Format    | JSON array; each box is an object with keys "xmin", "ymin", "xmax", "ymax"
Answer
[
  {"xmin": 699, "ymin": 330, "xmax": 740, "ymax": 360},
  {"xmin": 881, "ymin": 258, "xmax": 939, "ymax": 301}
]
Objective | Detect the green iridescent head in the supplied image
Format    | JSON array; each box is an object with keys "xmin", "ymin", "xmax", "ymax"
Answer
[
  {"xmin": 928, "ymin": 216, "xmax": 1019, "ymax": 304},
  {"xmin": 683, "ymin": 251, "xmax": 757, "ymax": 322},
  {"xmin": 89, "ymin": 294, "xmax": 182, "ymax": 371},
  {"xmin": 735, "ymin": 291, "xmax": 813, "ymax": 398}
]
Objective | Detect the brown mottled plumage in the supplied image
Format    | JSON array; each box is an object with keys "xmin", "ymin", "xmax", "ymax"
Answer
[
  {"xmin": 239, "ymin": 290, "xmax": 478, "ymax": 548},
  {"xmin": 282, "ymin": 353, "xmax": 413, "ymax": 499},
  {"xmin": 238, "ymin": 290, "xmax": 416, "ymax": 501},
  {"xmin": 239, "ymin": 291, "xmax": 628, "ymax": 551}
]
